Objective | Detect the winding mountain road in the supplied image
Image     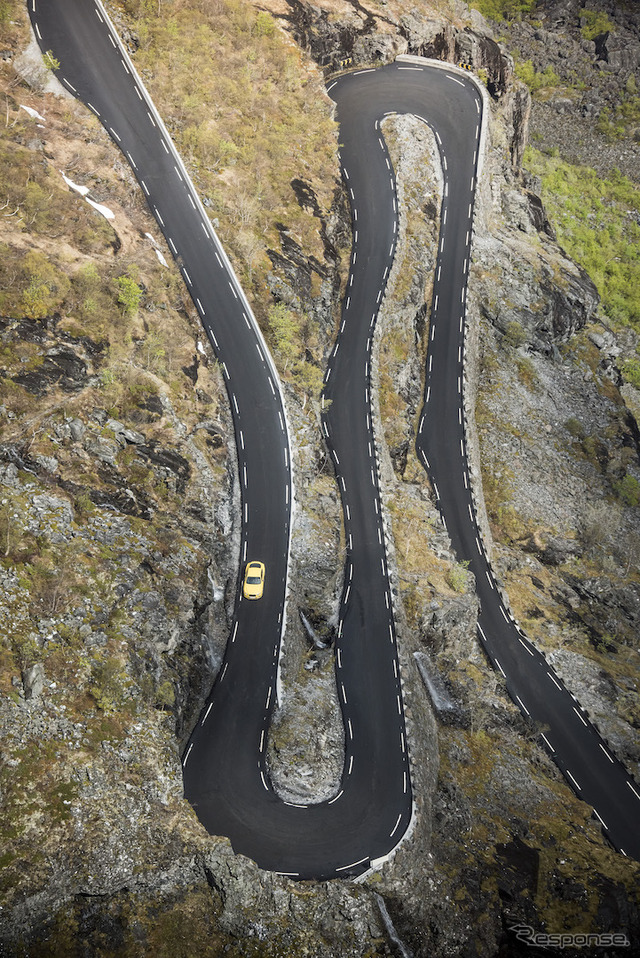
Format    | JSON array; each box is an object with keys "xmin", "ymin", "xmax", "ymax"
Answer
[{"xmin": 28, "ymin": 0, "xmax": 640, "ymax": 878}]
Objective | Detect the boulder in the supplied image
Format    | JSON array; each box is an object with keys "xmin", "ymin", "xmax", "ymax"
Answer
[{"xmin": 22, "ymin": 663, "xmax": 44, "ymax": 700}]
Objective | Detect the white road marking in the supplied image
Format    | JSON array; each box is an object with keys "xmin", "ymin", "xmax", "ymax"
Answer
[
  {"xmin": 599, "ymin": 743, "xmax": 614, "ymax": 763},
  {"xmin": 495, "ymin": 658, "xmax": 506, "ymax": 677},
  {"xmin": 328, "ymin": 789, "xmax": 343, "ymax": 805},
  {"xmin": 390, "ymin": 813, "xmax": 403, "ymax": 838},
  {"xmin": 548, "ymin": 671, "xmax": 562, "ymax": 690},
  {"xmin": 541, "ymin": 733, "xmax": 554, "ymax": 752},
  {"xmin": 183, "ymin": 743, "xmax": 193, "ymax": 766},
  {"xmin": 336, "ymin": 856, "xmax": 368, "ymax": 872},
  {"xmin": 626, "ymin": 781, "xmax": 640, "ymax": 801},
  {"xmin": 567, "ymin": 770, "xmax": 581, "ymax": 791},
  {"xmin": 516, "ymin": 695, "xmax": 530, "ymax": 717},
  {"xmin": 87, "ymin": 102, "xmax": 100, "ymax": 116},
  {"xmin": 260, "ymin": 771, "xmax": 269, "ymax": 791},
  {"xmin": 110, "ymin": 127, "xmax": 121, "ymax": 142},
  {"xmin": 202, "ymin": 703, "xmax": 213, "ymax": 724},
  {"xmin": 573, "ymin": 706, "xmax": 588, "ymax": 727},
  {"xmin": 519, "ymin": 637, "xmax": 534, "ymax": 657},
  {"xmin": 594, "ymin": 810, "xmax": 608, "ymax": 829}
]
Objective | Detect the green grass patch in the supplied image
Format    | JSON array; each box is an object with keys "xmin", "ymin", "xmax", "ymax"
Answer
[
  {"xmin": 469, "ymin": 0, "xmax": 537, "ymax": 20},
  {"xmin": 579, "ymin": 8, "xmax": 615, "ymax": 41},
  {"xmin": 514, "ymin": 59, "xmax": 561, "ymax": 95},
  {"xmin": 524, "ymin": 147, "xmax": 640, "ymax": 334}
]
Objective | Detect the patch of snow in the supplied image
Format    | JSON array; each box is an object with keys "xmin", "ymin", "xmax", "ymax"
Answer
[
  {"xmin": 85, "ymin": 197, "xmax": 115, "ymax": 220},
  {"xmin": 20, "ymin": 104, "xmax": 45, "ymax": 122},
  {"xmin": 60, "ymin": 171, "xmax": 90, "ymax": 197},
  {"xmin": 145, "ymin": 232, "xmax": 168, "ymax": 267}
]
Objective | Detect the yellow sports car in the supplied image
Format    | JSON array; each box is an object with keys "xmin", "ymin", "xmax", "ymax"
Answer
[{"xmin": 243, "ymin": 561, "xmax": 265, "ymax": 600}]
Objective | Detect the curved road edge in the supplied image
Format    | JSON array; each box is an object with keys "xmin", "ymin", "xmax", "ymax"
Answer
[
  {"xmin": 402, "ymin": 57, "xmax": 640, "ymax": 862},
  {"xmin": 91, "ymin": 0, "xmax": 298, "ymax": 690}
]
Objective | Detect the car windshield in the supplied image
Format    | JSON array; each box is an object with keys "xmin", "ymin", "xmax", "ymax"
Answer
[{"xmin": 247, "ymin": 575, "xmax": 261, "ymax": 584}]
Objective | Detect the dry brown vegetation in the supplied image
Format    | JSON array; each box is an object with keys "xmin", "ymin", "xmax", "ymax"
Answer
[{"xmin": 115, "ymin": 0, "xmax": 339, "ymax": 304}]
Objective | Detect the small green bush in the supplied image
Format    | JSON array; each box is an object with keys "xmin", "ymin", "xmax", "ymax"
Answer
[
  {"xmin": 614, "ymin": 474, "xmax": 640, "ymax": 507},
  {"xmin": 446, "ymin": 561, "xmax": 470, "ymax": 594},
  {"xmin": 503, "ymin": 320, "xmax": 528, "ymax": 348},
  {"xmin": 470, "ymin": 0, "xmax": 536, "ymax": 20},
  {"xmin": 117, "ymin": 275, "xmax": 142, "ymax": 315},
  {"xmin": 580, "ymin": 9, "xmax": 615, "ymax": 41},
  {"xmin": 515, "ymin": 59, "xmax": 561, "ymax": 94},
  {"xmin": 621, "ymin": 358, "xmax": 640, "ymax": 390},
  {"xmin": 565, "ymin": 417, "xmax": 585, "ymax": 439}
]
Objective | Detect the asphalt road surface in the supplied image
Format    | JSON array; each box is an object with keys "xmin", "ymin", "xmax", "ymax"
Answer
[{"xmin": 29, "ymin": 0, "xmax": 640, "ymax": 877}]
